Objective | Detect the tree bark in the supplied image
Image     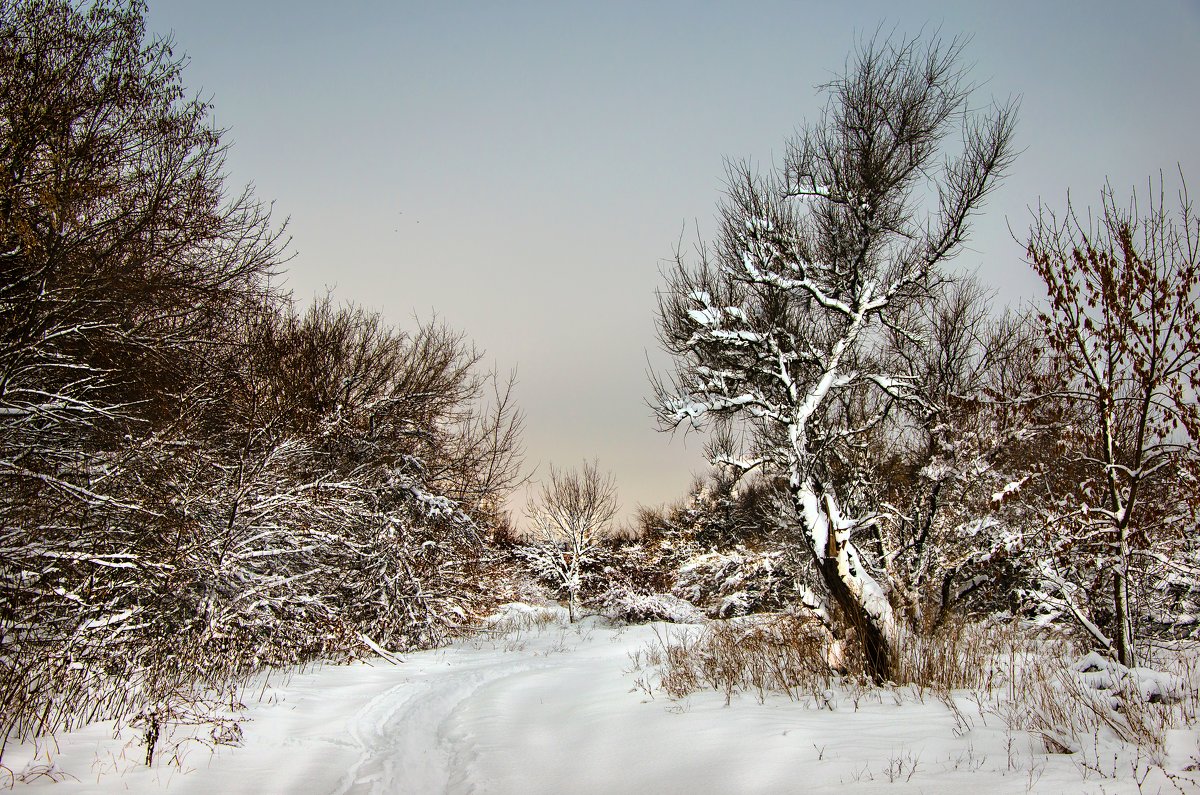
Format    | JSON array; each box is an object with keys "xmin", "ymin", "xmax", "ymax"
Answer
[
  {"xmin": 792, "ymin": 486, "xmax": 895, "ymax": 683},
  {"xmin": 815, "ymin": 554, "xmax": 894, "ymax": 683},
  {"xmin": 1113, "ymin": 538, "xmax": 1136, "ymax": 667}
]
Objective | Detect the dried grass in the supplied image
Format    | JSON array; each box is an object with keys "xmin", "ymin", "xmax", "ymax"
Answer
[
  {"xmin": 644, "ymin": 612, "xmax": 1200, "ymax": 766},
  {"xmin": 645, "ymin": 614, "xmax": 835, "ymax": 703}
]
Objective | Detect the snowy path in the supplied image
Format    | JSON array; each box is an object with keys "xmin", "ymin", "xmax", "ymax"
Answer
[
  {"xmin": 333, "ymin": 653, "xmax": 550, "ymax": 794},
  {"xmin": 8, "ymin": 609, "xmax": 1198, "ymax": 793}
]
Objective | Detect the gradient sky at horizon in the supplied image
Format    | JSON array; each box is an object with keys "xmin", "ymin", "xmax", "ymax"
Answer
[{"xmin": 145, "ymin": 1, "xmax": 1200, "ymax": 525}]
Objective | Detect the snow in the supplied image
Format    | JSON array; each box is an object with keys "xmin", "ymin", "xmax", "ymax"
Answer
[
  {"xmin": 991, "ymin": 477, "xmax": 1029, "ymax": 506},
  {"xmin": 6, "ymin": 610, "xmax": 1198, "ymax": 793},
  {"xmin": 1070, "ymin": 651, "xmax": 1188, "ymax": 705},
  {"xmin": 686, "ymin": 307, "xmax": 722, "ymax": 327}
]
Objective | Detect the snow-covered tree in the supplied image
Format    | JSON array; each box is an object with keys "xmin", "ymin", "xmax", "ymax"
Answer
[
  {"xmin": 652, "ymin": 35, "xmax": 1016, "ymax": 681},
  {"xmin": 1024, "ymin": 175, "xmax": 1200, "ymax": 667},
  {"xmin": 861, "ymin": 281, "xmax": 1085, "ymax": 629},
  {"xmin": 520, "ymin": 461, "xmax": 618, "ymax": 622},
  {"xmin": 240, "ymin": 299, "xmax": 524, "ymax": 649}
]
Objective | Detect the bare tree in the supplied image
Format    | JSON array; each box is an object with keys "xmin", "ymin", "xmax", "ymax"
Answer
[
  {"xmin": 521, "ymin": 461, "xmax": 619, "ymax": 622},
  {"xmin": 1025, "ymin": 174, "xmax": 1200, "ymax": 667},
  {"xmin": 652, "ymin": 34, "xmax": 1016, "ymax": 681}
]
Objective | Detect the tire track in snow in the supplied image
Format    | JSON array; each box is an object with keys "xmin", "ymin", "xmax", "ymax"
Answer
[{"xmin": 331, "ymin": 655, "xmax": 550, "ymax": 795}]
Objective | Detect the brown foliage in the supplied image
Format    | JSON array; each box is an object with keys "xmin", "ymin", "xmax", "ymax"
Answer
[{"xmin": 1025, "ymin": 174, "xmax": 1200, "ymax": 665}]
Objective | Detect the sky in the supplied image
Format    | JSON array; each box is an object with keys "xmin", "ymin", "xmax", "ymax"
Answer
[{"xmin": 145, "ymin": 1, "xmax": 1200, "ymax": 526}]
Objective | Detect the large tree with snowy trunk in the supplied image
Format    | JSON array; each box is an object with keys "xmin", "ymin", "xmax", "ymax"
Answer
[{"xmin": 652, "ymin": 35, "xmax": 1016, "ymax": 681}]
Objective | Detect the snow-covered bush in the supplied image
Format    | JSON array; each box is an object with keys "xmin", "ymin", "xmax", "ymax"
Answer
[
  {"xmin": 1002, "ymin": 642, "xmax": 1200, "ymax": 758},
  {"xmin": 595, "ymin": 587, "xmax": 704, "ymax": 625},
  {"xmin": 1068, "ymin": 652, "xmax": 1187, "ymax": 707},
  {"xmin": 673, "ymin": 547, "xmax": 799, "ymax": 618},
  {"xmin": 511, "ymin": 472, "xmax": 754, "ymax": 621}
]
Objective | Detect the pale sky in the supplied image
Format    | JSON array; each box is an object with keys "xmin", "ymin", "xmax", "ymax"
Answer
[{"xmin": 146, "ymin": 1, "xmax": 1200, "ymax": 526}]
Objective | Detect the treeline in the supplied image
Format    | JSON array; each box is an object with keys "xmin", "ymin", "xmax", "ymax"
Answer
[
  {"xmin": 5, "ymin": 0, "xmax": 1200, "ymax": 760},
  {"xmin": 0, "ymin": 0, "xmax": 521, "ymax": 745}
]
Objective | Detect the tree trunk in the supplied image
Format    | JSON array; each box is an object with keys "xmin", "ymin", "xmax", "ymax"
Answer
[
  {"xmin": 1113, "ymin": 542, "xmax": 1136, "ymax": 667},
  {"xmin": 815, "ymin": 555, "xmax": 894, "ymax": 682},
  {"xmin": 792, "ymin": 483, "xmax": 896, "ymax": 683}
]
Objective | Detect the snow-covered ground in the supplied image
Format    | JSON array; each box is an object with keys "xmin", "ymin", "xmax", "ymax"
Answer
[{"xmin": 6, "ymin": 606, "xmax": 1199, "ymax": 793}]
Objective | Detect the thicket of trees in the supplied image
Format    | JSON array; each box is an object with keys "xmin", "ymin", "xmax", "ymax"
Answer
[
  {"xmin": 0, "ymin": 0, "xmax": 522, "ymax": 748},
  {"xmin": 650, "ymin": 34, "xmax": 1199, "ymax": 682}
]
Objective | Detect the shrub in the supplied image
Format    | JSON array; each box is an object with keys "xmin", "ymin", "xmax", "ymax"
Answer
[{"xmin": 594, "ymin": 587, "xmax": 705, "ymax": 625}]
